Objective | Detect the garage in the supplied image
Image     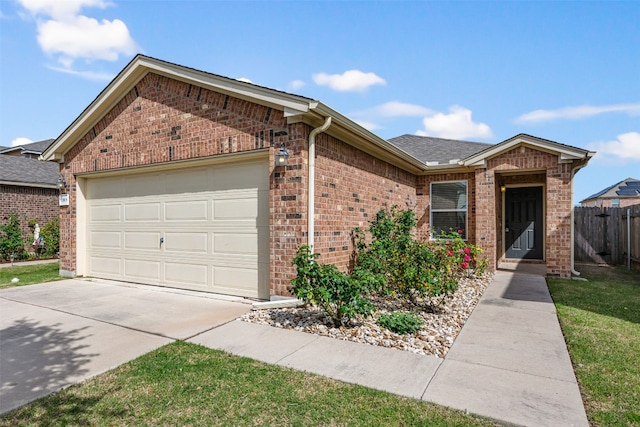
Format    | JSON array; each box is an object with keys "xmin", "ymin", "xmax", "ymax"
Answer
[{"xmin": 82, "ymin": 160, "xmax": 269, "ymax": 299}]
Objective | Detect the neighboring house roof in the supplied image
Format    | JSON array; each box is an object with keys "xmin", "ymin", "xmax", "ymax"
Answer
[
  {"xmin": 387, "ymin": 134, "xmax": 492, "ymax": 165},
  {"xmin": 0, "ymin": 155, "xmax": 59, "ymax": 188},
  {"xmin": 580, "ymin": 178, "xmax": 640, "ymax": 202},
  {"xmin": 0, "ymin": 139, "xmax": 55, "ymax": 156},
  {"xmin": 42, "ymin": 54, "xmax": 595, "ymax": 174}
]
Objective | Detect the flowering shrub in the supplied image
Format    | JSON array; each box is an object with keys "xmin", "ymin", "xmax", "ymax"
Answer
[{"xmin": 429, "ymin": 230, "xmax": 488, "ymax": 281}]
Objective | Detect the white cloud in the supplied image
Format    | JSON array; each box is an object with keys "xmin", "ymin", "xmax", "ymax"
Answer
[
  {"xmin": 587, "ymin": 132, "xmax": 640, "ymax": 162},
  {"xmin": 289, "ymin": 79, "xmax": 305, "ymax": 90},
  {"xmin": 415, "ymin": 105, "xmax": 493, "ymax": 139},
  {"xmin": 38, "ymin": 16, "xmax": 136, "ymax": 64},
  {"xmin": 11, "ymin": 137, "xmax": 33, "ymax": 147},
  {"xmin": 516, "ymin": 102, "xmax": 640, "ymax": 123},
  {"xmin": 17, "ymin": 0, "xmax": 137, "ymax": 75},
  {"xmin": 237, "ymin": 77, "xmax": 253, "ymax": 83},
  {"xmin": 312, "ymin": 70, "xmax": 386, "ymax": 92}
]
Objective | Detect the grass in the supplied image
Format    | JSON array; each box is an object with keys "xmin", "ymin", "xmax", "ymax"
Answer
[
  {"xmin": 548, "ymin": 264, "xmax": 640, "ymax": 427},
  {"xmin": 0, "ymin": 341, "xmax": 499, "ymax": 427},
  {"xmin": 0, "ymin": 262, "xmax": 63, "ymax": 289}
]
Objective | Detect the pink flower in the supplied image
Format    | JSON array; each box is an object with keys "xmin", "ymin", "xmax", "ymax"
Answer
[
  {"xmin": 463, "ymin": 247, "xmax": 471, "ymax": 254},
  {"xmin": 447, "ymin": 251, "xmax": 453, "ymax": 257},
  {"xmin": 458, "ymin": 229, "xmax": 464, "ymax": 234},
  {"xmin": 464, "ymin": 255, "xmax": 471, "ymax": 262},
  {"xmin": 461, "ymin": 262, "xmax": 469, "ymax": 269}
]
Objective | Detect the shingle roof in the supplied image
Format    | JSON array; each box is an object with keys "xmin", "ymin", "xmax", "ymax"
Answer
[
  {"xmin": 0, "ymin": 155, "xmax": 59, "ymax": 187},
  {"xmin": 580, "ymin": 177, "xmax": 640, "ymax": 202},
  {"xmin": 387, "ymin": 134, "xmax": 493, "ymax": 164},
  {"xmin": 0, "ymin": 139, "xmax": 55, "ymax": 155}
]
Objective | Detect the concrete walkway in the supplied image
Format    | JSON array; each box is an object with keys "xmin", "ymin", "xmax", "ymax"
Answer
[
  {"xmin": 1, "ymin": 270, "xmax": 589, "ymax": 426},
  {"xmin": 193, "ymin": 270, "xmax": 589, "ymax": 427}
]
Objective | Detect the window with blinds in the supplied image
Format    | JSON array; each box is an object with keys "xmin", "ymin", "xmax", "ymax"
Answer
[{"xmin": 430, "ymin": 181, "xmax": 468, "ymax": 239}]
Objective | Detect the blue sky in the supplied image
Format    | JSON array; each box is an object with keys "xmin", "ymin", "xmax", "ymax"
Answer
[{"xmin": 1, "ymin": 0, "xmax": 638, "ymax": 203}]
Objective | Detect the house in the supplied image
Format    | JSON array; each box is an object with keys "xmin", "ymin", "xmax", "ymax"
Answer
[
  {"xmin": 579, "ymin": 178, "xmax": 640, "ymax": 208},
  {"xmin": 0, "ymin": 139, "xmax": 55, "ymax": 159},
  {"xmin": 0, "ymin": 155, "xmax": 60, "ymax": 249},
  {"xmin": 41, "ymin": 55, "xmax": 594, "ymax": 299}
]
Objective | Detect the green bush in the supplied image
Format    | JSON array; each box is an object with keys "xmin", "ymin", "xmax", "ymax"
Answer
[
  {"xmin": 290, "ymin": 246, "xmax": 375, "ymax": 326},
  {"xmin": 377, "ymin": 311, "xmax": 424, "ymax": 335},
  {"xmin": 353, "ymin": 206, "xmax": 455, "ymax": 303},
  {"xmin": 39, "ymin": 217, "xmax": 60, "ymax": 258},
  {"xmin": 0, "ymin": 213, "xmax": 28, "ymax": 261}
]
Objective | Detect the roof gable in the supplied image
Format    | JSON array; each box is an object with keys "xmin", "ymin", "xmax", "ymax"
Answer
[
  {"xmin": 42, "ymin": 55, "xmax": 317, "ymax": 162},
  {"xmin": 462, "ymin": 133, "xmax": 594, "ymax": 167}
]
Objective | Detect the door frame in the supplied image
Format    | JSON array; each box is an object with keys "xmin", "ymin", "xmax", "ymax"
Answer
[{"xmin": 501, "ymin": 183, "xmax": 545, "ymax": 261}]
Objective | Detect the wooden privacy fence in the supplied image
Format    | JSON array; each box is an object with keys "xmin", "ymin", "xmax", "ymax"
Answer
[{"xmin": 574, "ymin": 204, "xmax": 640, "ymax": 269}]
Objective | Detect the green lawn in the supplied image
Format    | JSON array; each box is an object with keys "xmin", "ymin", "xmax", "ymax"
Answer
[
  {"xmin": 0, "ymin": 262, "xmax": 63, "ymax": 289},
  {"xmin": 0, "ymin": 341, "xmax": 499, "ymax": 426},
  {"xmin": 548, "ymin": 264, "xmax": 640, "ymax": 427}
]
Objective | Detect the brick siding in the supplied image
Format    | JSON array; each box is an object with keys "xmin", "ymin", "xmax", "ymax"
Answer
[{"xmin": 0, "ymin": 184, "xmax": 58, "ymax": 252}]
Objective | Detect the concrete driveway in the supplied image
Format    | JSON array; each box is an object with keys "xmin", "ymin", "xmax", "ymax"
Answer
[{"xmin": 0, "ymin": 278, "xmax": 251, "ymax": 414}]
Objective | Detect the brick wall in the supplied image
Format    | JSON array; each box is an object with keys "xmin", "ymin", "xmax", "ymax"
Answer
[
  {"xmin": 268, "ymin": 126, "xmax": 419, "ymax": 296},
  {"xmin": 0, "ymin": 185, "xmax": 58, "ymax": 251}
]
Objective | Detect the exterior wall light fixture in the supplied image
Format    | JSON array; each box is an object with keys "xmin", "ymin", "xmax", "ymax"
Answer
[
  {"xmin": 275, "ymin": 142, "xmax": 289, "ymax": 167},
  {"xmin": 57, "ymin": 176, "xmax": 67, "ymax": 192}
]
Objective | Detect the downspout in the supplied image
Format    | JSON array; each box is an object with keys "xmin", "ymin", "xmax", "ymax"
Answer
[
  {"xmin": 308, "ymin": 116, "xmax": 332, "ymax": 251},
  {"xmin": 570, "ymin": 161, "xmax": 588, "ymax": 276}
]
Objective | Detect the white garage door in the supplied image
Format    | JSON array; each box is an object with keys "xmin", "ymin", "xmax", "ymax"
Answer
[{"xmin": 85, "ymin": 161, "xmax": 269, "ymax": 298}]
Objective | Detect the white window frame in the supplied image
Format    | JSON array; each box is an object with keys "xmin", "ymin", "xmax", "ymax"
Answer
[
  {"xmin": 611, "ymin": 198, "xmax": 620, "ymax": 208},
  {"xmin": 430, "ymin": 180, "xmax": 468, "ymax": 240}
]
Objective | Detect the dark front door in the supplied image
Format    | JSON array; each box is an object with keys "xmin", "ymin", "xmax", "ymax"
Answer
[{"xmin": 505, "ymin": 187, "xmax": 543, "ymax": 260}]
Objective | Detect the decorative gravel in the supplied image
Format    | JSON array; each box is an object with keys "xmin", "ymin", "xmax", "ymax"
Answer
[{"xmin": 241, "ymin": 273, "xmax": 492, "ymax": 358}]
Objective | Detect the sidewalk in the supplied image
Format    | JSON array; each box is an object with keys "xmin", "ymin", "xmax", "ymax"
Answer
[{"xmin": 191, "ymin": 270, "xmax": 589, "ymax": 427}]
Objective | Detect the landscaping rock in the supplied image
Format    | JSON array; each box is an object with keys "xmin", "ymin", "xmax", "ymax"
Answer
[{"xmin": 241, "ymin": 273, "xmax": 491, "ymax": 358}]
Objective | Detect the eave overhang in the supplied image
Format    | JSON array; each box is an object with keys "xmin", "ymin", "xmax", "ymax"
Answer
[{"xmin": 0, "ymin": 180, "xmax": 57, "ymax": 189}]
